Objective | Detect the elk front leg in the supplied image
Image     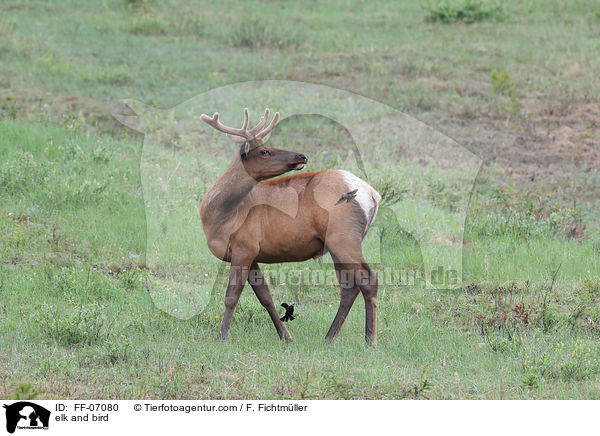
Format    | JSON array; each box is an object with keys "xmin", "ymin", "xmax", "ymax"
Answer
[
  {"xmin": 219, "ymin": 260, "xmax": 251, "ymax": 341},
  {"xmin": 248, "ymin": 262, "xmax": 292, "ymax": 341}
]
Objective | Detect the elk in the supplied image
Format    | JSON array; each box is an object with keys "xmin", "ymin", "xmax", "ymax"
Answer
[{"xmin": 200, "ymin": 108, "xmax": 381, "ymax": 343}]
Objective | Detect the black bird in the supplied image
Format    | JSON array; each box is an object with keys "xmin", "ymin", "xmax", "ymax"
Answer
[
  {"xmin": 334, "ymin": 189, "xmax": 358, "ymax": 206},
  {"xmin": 280, "ymin": 303, "xmax": 295, "ymax": 322}
]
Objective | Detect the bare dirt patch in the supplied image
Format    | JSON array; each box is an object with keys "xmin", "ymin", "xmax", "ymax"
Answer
[{"xmin": 445, "ymin": 99, "xmax": 599, "ymax": 206}]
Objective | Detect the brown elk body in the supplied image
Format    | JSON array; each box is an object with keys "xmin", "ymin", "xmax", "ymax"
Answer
[{"xmin": 200, "ymin": 109, "xmax": 381, "ymax": 343}]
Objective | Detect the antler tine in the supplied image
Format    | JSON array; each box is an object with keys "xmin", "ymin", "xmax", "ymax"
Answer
[
  {"xmin": 200, "ymin": 109, "xmax": 251, "ymax": 140},
  {"xmin": 248, "ymin": 108, "xmax": 270, "ymax": 136},
  {"xmin": 241, "ymin": 107, "xmax": 249, "ymax": 130},
  {"xmin": 256, "ymin": 111, "xmax": 280, "ymax": 139}
]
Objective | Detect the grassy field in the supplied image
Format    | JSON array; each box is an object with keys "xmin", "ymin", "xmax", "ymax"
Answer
[{"xmin": 0, "ymin": 0, "xmax": 599, "ymax": 399}]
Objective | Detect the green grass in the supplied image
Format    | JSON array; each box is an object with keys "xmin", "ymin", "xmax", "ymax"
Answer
[
  {"xmin": 0, "ymin": 0, "xmax": 599, "ymax": 399},
  {"xmin": 1, "ymin": 0, "xmax": 599, "ymax": 114},
  {"xmin": 0, "ymin": 116, "xmax": 598, "ymax": 399}
]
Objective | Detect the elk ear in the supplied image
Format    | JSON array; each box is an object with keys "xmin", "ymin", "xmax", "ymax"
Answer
[{"xmin": 240, "ymin": 141, "xmax": 251, "ymax": 158}]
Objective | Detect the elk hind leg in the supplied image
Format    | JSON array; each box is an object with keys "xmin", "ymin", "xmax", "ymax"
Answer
[
  {"xmin": 325, "ymin": 256, "xmax": 360, "ymax": 342},
  {"xmin": 357, "ymin": 262, "xmax": 378, "ymax": 344},
  {"xmin": 327, "ymin": 242, "xmax": 378, "ymax": 344}
]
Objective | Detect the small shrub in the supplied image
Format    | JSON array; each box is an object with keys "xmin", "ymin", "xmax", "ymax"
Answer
[
  {"xmin": 490, "ymin": 70, "xmax": 520, "ymax": 114},
  {"xmin": 92, "ymin": 145, "xmax": 113, "ymax": 163},
  {"xmin": 522, "ymin": 372, "xmax": 540, "ymax": 388},
  {"xmin": 117, "ymin": 267, "xmax": 142, "ymax": 290},
  {"xmin": 127, "ymin": 15, "xmax": 169, "ymax": 36},
  {"xmin": 581, "ymin": 277, "xmax": 600, "ymax": 297},
  {"xmin": 465, "ymin": 283, "xmax": 482, "ymax": 295},
  {"xmin": 534, "ymin": 302, "xmax": 559, "ymax": 333},
  {"xmin": 424, "ymin": 0, "xmax": 504, "ymax": 24},
  {"xmin": 375, "ymin": 179, "xmax": 408, "ymax": 206},
  {"xmin": 93, "ymin": 65, "xmax": 131, "ymax": 85},
  {"xmin": 4, "ymin": 219, "xmax": 28, "ymax": 249},
  {"xmin": 426, "ymin": 180, "xmax": 460, "ymax": 211},
  {"xmin": 11, "ymin": 382, "xmax": 40, "ymax": 400},
  {"xmin": 37, "ymin": 302, "xmax": 108, "ymax": 346},
  {"xmin": 229, "ymin": 18, "xmax": 304, "ymax": 49},
  {"xmin": 511, "ymin": 303, "xmax": 530, "ymax": 325},
  {"xmin": 488, "ymin": 336, "xmax": 511, "ymax": 353},
  {"xmin": 491, "ymin": 70, "xmax": 515, "ymax": 97},
  {"xmin": 103, "ymin": 333, "xmax": 132, "ymax": 364}
]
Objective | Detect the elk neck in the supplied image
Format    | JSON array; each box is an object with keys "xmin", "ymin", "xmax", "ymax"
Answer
[{"xmin": 201, "ymin": 153, "xmax": 258, "ymax": 221}]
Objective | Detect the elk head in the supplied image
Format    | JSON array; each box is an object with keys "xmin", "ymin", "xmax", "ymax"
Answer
[{"xmin": 201, "ymin": 108, "xmax": 308, "ymax": 181}]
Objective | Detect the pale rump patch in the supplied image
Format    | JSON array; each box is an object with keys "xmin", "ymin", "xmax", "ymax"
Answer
[{"xmin": 336, "ymin": 170, "xmax": 381, "ymax": 229}]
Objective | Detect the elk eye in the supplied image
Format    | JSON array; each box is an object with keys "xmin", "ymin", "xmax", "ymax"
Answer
[{"xmin": 260, "ymin": 149, "xmax": 270, "ymax": 156}]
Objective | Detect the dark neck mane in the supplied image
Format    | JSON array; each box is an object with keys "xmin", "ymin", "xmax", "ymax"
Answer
[{"xmin": 201, "ymin": 155, "xmax": 258, "ymax": 220}]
